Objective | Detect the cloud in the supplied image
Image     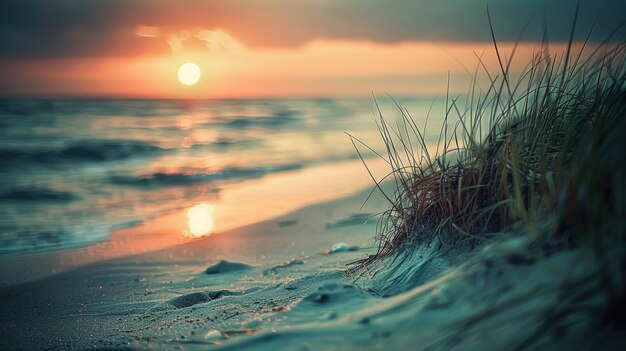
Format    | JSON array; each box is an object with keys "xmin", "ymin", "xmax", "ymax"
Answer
[
  {"xmin": 135, "ymin": 25, "xmax": 160, "ymax": 38},
  {"xmin": 196, "ymin": 29, "xmax": 245, "ymax": 54},
  {"xmin": 156, "ymin": 28, "xmax": 245, "ymax": 54},
  {"xmin": 0, "ymin": 0, "xmax": 624, "ymax": 59}
]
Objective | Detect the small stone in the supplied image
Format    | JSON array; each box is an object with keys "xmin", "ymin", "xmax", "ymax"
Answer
[
  {"xmin": 328, "ymin": 243, "xmax": 359, "ymax": 254},
  {"xmin": 204, "ymin": 329, "xmax": 225, "ymax": 341}
]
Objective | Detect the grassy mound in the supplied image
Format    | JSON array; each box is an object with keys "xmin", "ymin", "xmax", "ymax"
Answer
[
  {"xmin": 349, "ymin": 25, "xmax": 626, "ymax": 274},
  {"xmin": 345, "ymin": 18, "xmax": 626, "ymax": 345}
]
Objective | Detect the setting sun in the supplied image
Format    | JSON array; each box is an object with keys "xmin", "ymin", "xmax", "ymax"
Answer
[
  {"xmin": 177, "ymin": 62, "xmax": 201, "ymax": 86},
  {"xmin": 187, "ymin": 203, "xmax": 214, "ymax": 237}
]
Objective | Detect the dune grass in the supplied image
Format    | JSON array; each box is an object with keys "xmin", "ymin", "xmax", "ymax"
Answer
[
  {"xmin": 344, "ymin": 19, "xmax": 626, "ymax": 346},
  {"xmin": 347, "ymin": 22, "xmax": 626, "ymax": 275}
]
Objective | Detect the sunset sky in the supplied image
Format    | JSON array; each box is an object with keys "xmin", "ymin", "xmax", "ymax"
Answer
[{"xmin": 1, "ymin": 0, "xmax": 624, "ymax": 98}]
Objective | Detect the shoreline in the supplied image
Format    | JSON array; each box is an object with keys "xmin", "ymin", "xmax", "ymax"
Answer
[
  {"xmin": 0, "ymin": 177, "xmax": 391, "ymax": 350},
  {"xmin": 2, "ymin": 177, "xmax": 614, "ymax": 350},
  {"xmin": 0, "ymin": 161, "xmax": 391, "ymax": 287}
]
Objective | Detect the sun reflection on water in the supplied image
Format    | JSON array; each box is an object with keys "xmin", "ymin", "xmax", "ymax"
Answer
[{"xmin": 187, "ymin": 203, "xmax": 214, "ymax": 237}]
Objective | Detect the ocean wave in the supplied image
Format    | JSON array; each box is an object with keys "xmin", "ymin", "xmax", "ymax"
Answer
[
  {"xmin": 189, "ymin": 138, "xmax": 263, "ymax": 150},
  {"xmin": 0, "ymin": 230, "xmax": 66, "ymax": 254},
  {"xmin": 0, "ymin": 139, "xmax": 163, "ymax": 165},
  {"xmin": 211, "ymin": 110, "xmax": 298, "ymax": 129},
  {"xmin": 109, "ymin": 163, "xmax": 303, "ymax": 188},
  {"xmin": 0, "ymin": 188, "xmax": 77, "ymax": 202},
  {"xmin": 0, "ymin": 98, "xmax": 186, "ymax": 118}
]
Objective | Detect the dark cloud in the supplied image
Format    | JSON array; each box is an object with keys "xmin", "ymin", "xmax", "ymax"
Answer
[{"xmin": 0, "ymin": 0, "xmax": 624, "ymax": 59}]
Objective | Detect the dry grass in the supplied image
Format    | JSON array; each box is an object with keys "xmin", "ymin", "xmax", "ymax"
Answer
[{"xmin": 347, "ymin": 18, "xmax": 626, "ymax": 275}]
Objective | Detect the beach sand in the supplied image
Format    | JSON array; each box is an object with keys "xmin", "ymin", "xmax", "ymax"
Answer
[
  {"xmin": 0, "ymin": 183, "xmax": 620, "ymax": 350},
  {"xmin": 0, "ymin": 183, "xmax": 384, "ymax": 350}
]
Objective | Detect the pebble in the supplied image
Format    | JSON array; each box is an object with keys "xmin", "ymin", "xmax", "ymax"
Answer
[
  {"xmin": 204, "ymin": 329, "xmax": 226, "ymax": 341},
  {"xmin": 329, "ymin": 243, "xmax": 359, "ymax": 254}
]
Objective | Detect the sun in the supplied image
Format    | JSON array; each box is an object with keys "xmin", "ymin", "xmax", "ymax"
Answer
[
  {"xmin": 187, "ymin": 203, "xmax": 214, "ymax": 237},
  {"xmin": 178, "ymin": 62, "xmax": 201, "ymax": 86}
]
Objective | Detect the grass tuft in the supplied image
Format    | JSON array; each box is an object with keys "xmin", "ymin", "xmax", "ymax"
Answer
[{"xmin": 347, "ymin": 25, "xmax": 626, "ymax": 277}]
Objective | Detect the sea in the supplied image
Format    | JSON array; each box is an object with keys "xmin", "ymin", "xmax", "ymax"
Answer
[{"xmin": 0, "ymin": 98, "xmax": 445, "ymax": 256}]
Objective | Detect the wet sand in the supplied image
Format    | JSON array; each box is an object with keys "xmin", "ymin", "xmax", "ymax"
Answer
[
  {"xmin": 0, "ymin": 184, "xmax": 386, "ymax": 350},
  {"xmin": 1, "ymin": 182, "xmax": 618, "ymax": 350}
]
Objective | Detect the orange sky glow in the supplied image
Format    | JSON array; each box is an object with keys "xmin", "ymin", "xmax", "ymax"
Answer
[
  {"xmin": 0, "ymin": 27, "xmax": 562, "ymax": 99},
  {"xmin": 1, "ymin": 1, "xmax": 623, "ymax": 98}
]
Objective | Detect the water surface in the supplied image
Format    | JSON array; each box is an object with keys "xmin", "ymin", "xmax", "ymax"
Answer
[{"xmin": 0, "ymin": 98, "xmax": 444, "ymax": 256}]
